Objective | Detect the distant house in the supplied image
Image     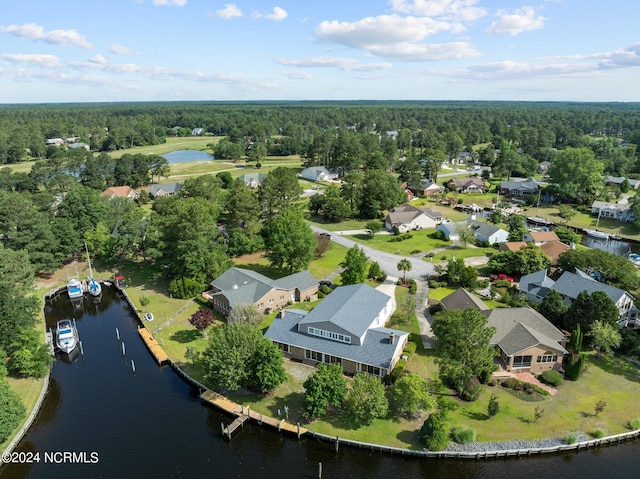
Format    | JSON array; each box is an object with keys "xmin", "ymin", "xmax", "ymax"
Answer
[
  {"xmin": 523, "ymin": 231, "xmax": 560, "ymax": 245},
  {"xmin": 205, "ymin": 267, "xmax": 319, "ymax": 315},
  {"xmin": 45, "ymin": 138, "xmax": 64, "ymax": 146},
  {"xmin": 68, "ymin": 142, "xmax": 90, "ymax": 151},
  {"xmin": 591, "ymin": 200, "xmax": 636, "ymax": 223},
  {"xmin": 436, "ymin": 217, "xmax": 508, "ymax": 244},
  {"xmin": 449, "ymin": 177, "xmax": 485, "ymax": 193},
  {"xmin": 300, "ymin": 166, "xmax": 338, "ymax": 182},
  {"xmin": 239, "ymin": 173, "xmax": 268, "ymax": 189},
  {"xmin": 499, "ymin": 178, "xmax": 540, "ymax": 198},
  {"xmin": 605, "ymin": 175, "xmax": 640, "ymax": 190},
  {"xmin": 265, "ymin": 284, "xmax": 407, "ymax": 377},
  {"xmin": 385, "ymin": 130, "xmax": 398, "ymax": 139},
  {"xmin": 384, "ymin": 204, "xmax": 437, "ymax": 233},
  {"xmin": 149, "ymin": 182, "xmax": 183, "ymax": 198},
  {"xmin": 439, "ymin": 288, "xmax": 567, "ymax": 373},
  {"xmin": 407, "ymin": 178, "xmax": 445, "ymax": 196},
  {"xmin": 100, "ymin": 186, "xmax": 139, "ymax": 200},
  {"xmin": 518, "ymin": 269, "xmax": 638, "ymax": 328},
  {"xmin": 537, "ymin": 161, "xmax": 551, "ymax": 175},
  {"xmin": 192, "ymin": 128, "xmax": 204, "ymax": 136}
]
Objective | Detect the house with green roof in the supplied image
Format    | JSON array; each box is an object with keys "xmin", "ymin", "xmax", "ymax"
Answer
[
  {"xmin": 265, "ymin": 283, "xmax": 408, "ymax": 377},
  {"xmin": 205, "ymin": 267, "xmax": 319, "ymax": 315}
]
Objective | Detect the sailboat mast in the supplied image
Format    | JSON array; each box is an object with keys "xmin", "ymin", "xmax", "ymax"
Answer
[{"xmin": 85, "ymin": 242, "xmax": 94, "ymax": 278}]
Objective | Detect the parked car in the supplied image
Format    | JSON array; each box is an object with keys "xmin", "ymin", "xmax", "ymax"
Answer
[{"xmin": 490, "ymin": 273, "xmax": 514, "ymax": 282}]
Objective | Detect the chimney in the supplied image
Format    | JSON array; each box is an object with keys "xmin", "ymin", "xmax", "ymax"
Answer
[
  {"xmin": 232, "ymin": 282, "xmax": 238, "ymax": 289},
  {"xmin": 278, "ymin": 309, "xmax": 285, "ymax": 319},
  {"xmin": 389, "ymin": 332, "xmax": 395, "ymax": 344}
]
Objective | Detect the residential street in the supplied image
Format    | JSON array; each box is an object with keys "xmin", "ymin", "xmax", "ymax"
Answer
[{"xmin": 309, "ymin": 224, "xmax": 436, "ymax": 280}]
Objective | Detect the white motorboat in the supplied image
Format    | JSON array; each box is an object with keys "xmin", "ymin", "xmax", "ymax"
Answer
[
  {"xmin": 56, "ymin": 319, "xmax": 79, "ymax": 354},
  {"xmin": 85, "ymin": 242, "xmax": 102, "ymax": 297},
  {"xmin": 144, "ymin": 312, "xmax": 154, "ymax": 322},
  {"xmin": 67, "ymin": 278, "xmax": 83, "ymax": 299}
]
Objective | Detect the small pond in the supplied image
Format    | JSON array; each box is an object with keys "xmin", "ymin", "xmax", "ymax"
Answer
[{"xmin": 162, "ymin": 150, "xmax": 214, "ymax": 163}]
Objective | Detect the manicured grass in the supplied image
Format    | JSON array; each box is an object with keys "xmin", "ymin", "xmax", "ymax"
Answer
[
  {"xmin": 308, "ymin": 216, "xmax": 370, "ymax": 232},
  {"xmin": 0, "ymin": 377, "xmax": 45, "ymax": 451}
]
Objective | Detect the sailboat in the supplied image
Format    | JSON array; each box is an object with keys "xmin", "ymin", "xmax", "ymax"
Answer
[
  {"xmin": 85, "ymin": 242, "xmax": 102, "ymax": 297},
  {"xmin": 583, "ymin": 209, "xmax": 610, "ymax": 240}
]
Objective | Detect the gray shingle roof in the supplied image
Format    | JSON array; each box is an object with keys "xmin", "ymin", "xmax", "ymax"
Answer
[
  {"xmin": 298, "ymin": 284, "xmax": 391, "ymax": 338},
  {"xmin": 265, "ymin": 303, "xmax": 407, "ymax": 370},
  {"xmin": 484, "ymin": 306, "xmax": 567, "ymax": 356},
  {"xmin": 386, "ymin": 204, "xmax": 424, "ymax": 226},
  {"xmin": 149, "ymin": 182, "xmax": 182, "ymax": 196},
  {"xmin": 553, "ymin": 270, "xmax": 630, "ymax": 303},
  {"xmin": 440, "ymin": 288, "xmax": 489, "ymax": 311},
  {"xmin": 210, "ymin": 267, "xmax": 318, "ymax": 309},
  {"xmin": 500, "ymin": 177, "xmax": 539, "ymax": 193},
  {"xmin": 518, "ymin": 269, "xmax": 555, "ymax": 298}
]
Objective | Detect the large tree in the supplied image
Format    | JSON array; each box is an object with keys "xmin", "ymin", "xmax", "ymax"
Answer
[
  {"xmin": 200, "ymin": 324, "xmax": 285, "ymax": 393},
  {"xmin": 548, "ymin": 147, "xmax": 604, "ymax": 204},
  {"xmin": 563, "ymin": 290, "xmax": 619, "ymax": 336},
  {"xmin": 588, "ymin": 320, "xmax": 622, "ymax": 359},
  {"xmin": 264, "ymin": 208, "xmax": 315, "ymax": 274},
  {"xmin": 258, "ymin": 167, "xmax": 303, "ymax": 222},
  {"xmin": 303, "ymin": 363, "xmax": 347, "ymax": 419},
  {"xmin": 0, "ymin": 380, "xmax": 25, "ymax": 443},
  {"xmin": 432, "ymin": 308, "xmax": 496, "ymax": 401},
  {"xmin": 340, "ymin": 245, "xmax": 369, "ymax": 285},
  {"xmin": 343, "ymin": 373, "xmax": 389, "ymax": 426},
  {"xmin": 390, "ymin": 372, "xmax": 436, "ymax": 418}
]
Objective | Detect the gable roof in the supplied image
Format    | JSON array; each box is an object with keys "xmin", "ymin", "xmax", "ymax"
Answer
[
  {"xmin": 239, "ymin": 173, "xmax": 268, "ymax": 187},
  {"xmin": 539, "ymin": 241, "xmax": 570, "ymax": 263},
  {"xmin": 298, "ymin": 284, "xmax": 391, "ymax": 338},
  {"xmin": 451, "ymin": 177, "xmax": 484, "ymax": 188},
  {"xmin": 525, "ymin": 231, "xmax": 559, "ymax": 243},
  {"xmin": 100, "ymin": 186, "xmax": 138, "ymax": 198},
  {"xmin": 210, "ymin": 267, "xmax": 318, "ymax": 309},
  {"xmin": 440, "ymin": 288, "xmax": 489, "ymax": 311},
  {"xmin": 468, "ymin": 218, "xmax": 506, "ymax": 239},
  {"xmin": 500, "ymin": 177, "xmax": 540, "ymax": 193},
  {"xmin": 385, "ymin": 204, "xmax": 425, "ymax": 225},
  {"xmin": 149, "ymin": 182, "xmax": 182, "ymax": 196},
  {"xmin": 591, "ymin": 200, "xmax": 632, "ymax": 213},
  {"xmin": 500, "ymin": 241, "xmax": 527, "ymax": 252},
  {"xmin": 553, "ymin": 270, "xmax": 631, "ymax": 304},
  {"xmin": 485, "ymin": 306, "xmax": 567, "ymax": 356},
  {"xmin": 518, "ymin": 269, "xmax": 556, "ymax": 298}
]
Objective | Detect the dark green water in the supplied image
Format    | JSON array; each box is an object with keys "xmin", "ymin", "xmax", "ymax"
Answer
[{"xmin": 1, "ymin": 287, "xmax": 638, "ymax": 478}]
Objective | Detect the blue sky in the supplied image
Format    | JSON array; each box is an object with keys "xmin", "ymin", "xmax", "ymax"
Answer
[{"xmin": 1, "ymin": 0, "xmax": 640, "ymax": 103}]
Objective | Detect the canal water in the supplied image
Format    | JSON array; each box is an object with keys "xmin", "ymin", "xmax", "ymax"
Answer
[
  {"xmin": 2, "ymin": 287, "xmax": 639, "ymax": 478},
  {"xmin": 161, "ymin": 150, "xmax": 214, "ymax": 163}
]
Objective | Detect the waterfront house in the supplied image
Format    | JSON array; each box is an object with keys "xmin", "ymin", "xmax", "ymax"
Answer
[
  {"xmin": 449, "ymin": 177, "xmax": 485, "ymax": 193},
  {"xmin": 499, "ymin": 178, "xmax": 540, "ymax": 198},
  {"xmin": 205, "ymin": 267, "xmax": 318, "ymax": 315},
  {"xmin": 265, "ymin": 284, "xmax": 407, "ymax": 377},
  {"xmin": 605, "ymin": 175, "xmax": 640, "ymax": 190},
  {"xmin": 591, "ymin": 200, "xmax": 636, "ymax": 223}
]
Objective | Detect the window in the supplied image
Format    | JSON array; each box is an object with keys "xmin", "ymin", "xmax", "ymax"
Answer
[
  {"xmin": 276, "ymin": 342, "xmax": 290, "ymax": 353},
  {"xmin": 324, "ymin": 355, "xmax": 342, "ymax": 365},
  {"xmin": 305, "ymin": 350, "xmax": 322, "ymax": 361},
  {"xmin": 357, "ymin": 363, "xmax": 382, "ymax": 376},
  {"xmin": 307, "ymin": 326, "xmax": 351, "ymax": 344},
  {"xmin": 512, "ymin": 355, "xmax": 532, "ymax": 368},
  {"xmin": 536, "ymin": 354, "xmax": 558, "ymax": 363},
  {"xmin": 280, "ymin": 295, "xmax": 285, "ymax": 301}
]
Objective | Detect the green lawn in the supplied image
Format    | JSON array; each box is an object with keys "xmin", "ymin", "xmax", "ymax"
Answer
[{"xmin": 0, "ymin": 376, "xmax": 45, "ymax": 451}]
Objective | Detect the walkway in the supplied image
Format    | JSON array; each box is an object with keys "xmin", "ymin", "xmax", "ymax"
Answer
[
  {"xmin": 155, "ymin": 298, "xmax": 196, "ymax": 332},
  {"xmin": 414, "ymin": 279, "xmax": 435, "ymax": 349}
]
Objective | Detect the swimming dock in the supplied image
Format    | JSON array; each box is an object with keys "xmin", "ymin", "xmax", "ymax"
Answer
[
  {"xmin": 138, "ymin": 327, "xmax": 169, "ymax": 365},
  {"xmin": 200, "ymin": 389, "xmax": 307, "ymax": 440}
]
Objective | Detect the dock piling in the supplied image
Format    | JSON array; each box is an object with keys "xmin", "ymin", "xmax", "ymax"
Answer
[
  {"xmin": 122, "ymin": 342, "xmax": 126, "ymax": 356},
  {"xmin": 79, "ymin": 341, "xmax": 84, "ymax": 356},
  {"xmin": 116, "ymin": 327, "xmax": 120, "ymax": 341},
  {"xmin": 131, "ymin": 359, "xmax": 136, "ymax": 373}
]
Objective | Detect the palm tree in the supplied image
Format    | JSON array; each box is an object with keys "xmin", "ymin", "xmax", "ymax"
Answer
[{"xmin": 397, "ymin": 259, "xmax": 412, "ymax": 284}]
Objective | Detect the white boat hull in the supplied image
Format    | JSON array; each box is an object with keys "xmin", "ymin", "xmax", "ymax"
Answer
[
  {"xmin": 67, "ymin": 278, "xmax": 84, "ymax": 299},
  {"xmin": 88, "ymin": 278, "xmax": 101, "ymax": 297},
  {"xmin": 56, "ymin": 320, "xmax": 78, "ymax": 354},
  {"xmin": 583, "ymin": 229, "xmax": 610, "ymax": 240}
]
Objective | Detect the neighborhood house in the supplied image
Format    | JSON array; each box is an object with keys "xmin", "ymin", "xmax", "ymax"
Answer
[
  {"xmin": 205, "ymin": 267, "xmax": 319, "ymax": 315},
  {"xmin": 239, "ymin": 173, "xmax": 268, "ymax": 189},
  {"xmin": 299, "ymin": 166, "xmax": 339, "ymax": 182},
  {"xmin": 149, "ymin": 182, "xmax": 183, "ymax": 198},
  {"xmin": 436, "ymin": 216, "xmax": 508, "ymax": 244},
  {"xmin": 591, "ymin": 200, "xmax": 636, "ymax": 223},
  {"xmin": 265, "ymin": 284, "xmax": 408, "ymax": 377},
  {"xmin": 384, "ymin": 204, "xmax": 437, "ymax": 233}
]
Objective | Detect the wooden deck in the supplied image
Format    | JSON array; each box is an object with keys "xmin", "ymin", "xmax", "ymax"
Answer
[
  {"xmin": 200, "ymin": 389, "xmax": 308, "ymax": 440},
  {"xmin": 138, "ymin": 327, "xmax": 169, "ymax": 364}
]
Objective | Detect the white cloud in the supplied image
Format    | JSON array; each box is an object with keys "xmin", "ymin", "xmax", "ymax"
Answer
[
  {"xmin": 265, "ymin": 7, "xmax": 288, "ymax": 21},
  {"xmin": 282, "ymin": 70, "xmax": 312, "ymax": 79},
  {"xmin": 0, "ymin": 23, "xmax": 92, "ymax": 49},
  {"xmin": 109, "ymin": 44, "xmax": 138, "ymax": 55},
  {"xmin": 315, "ymin": 15, "xmax": 479, "ymax": 61},
  {"xmin": 390, "ymin": 0, "xmax": 487, "ymax": 22},
  {"xmin": 152, "ymin": 0, "xmax": 187, "ymax": 6},
  {"xmin": 486, "ymin": 7, "xmax": 546, "ymax": 36},
  {"xmin": 1, "ymin": 53, "xmax": 62, "ymax": 69},
  {"xmin": 89, "ymin": 54, "xmax": 107, "ymax": 64},
  {"xmin": 277, "ymin": 56, "xmax": 392, "ymax": 71},
  {"xmin": 216, "ymin": 4, "xmax": 243, "ymax": 19}
]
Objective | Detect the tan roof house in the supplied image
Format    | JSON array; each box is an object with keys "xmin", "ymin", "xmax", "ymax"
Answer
[
  {"xmin": 449, "ymin": 177, "xmax": 485, "ymax": 193},
  {"xmin": 523, "ymin": 231, "xmax": 560, "ymax": 245},
  {"xmin": 384, "ymin": 204, "xmax": 437, "ymax": 233},
  {"xmin": 100, "ymin": 186, "xmax": 139, "ymax": 200}
]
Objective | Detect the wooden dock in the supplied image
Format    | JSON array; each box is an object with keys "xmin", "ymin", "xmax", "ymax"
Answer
[
  {"xmin": 138, "ymin": 327, "xmax": 169, "ymax": 364},
  {"xmin": 200, "ymin": 389, "xmax": 308, "ymax": 440}
]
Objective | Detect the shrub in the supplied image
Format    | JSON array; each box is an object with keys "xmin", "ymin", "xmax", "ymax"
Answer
[
  {"xmin": 428, "ymin": 303, "xmax": 442, "ymax": 314},
  {"xmin": 319, "ymin": 284, "xmax": 332, "ymax": 295},
  {"xmin": 318, "ymin": 290, "xmax": 325, "ymax": 299},
  {"xmin": 388, "ymin": 359, "xmax": 407, "ymax": 383},
  {"xmin": 630, "ymin": 417, "xmax": 640, "ymax": 430},
  {"xmin": 168, "ymin": 277, "xmax": 205, "ymax": 299},
  {"xmin": 420, "ymin": 411, "xmax": 449, "ymax": 451},
  {"xmin": 540, "ymin": 370, "xmax": 563, "ymax": 387},
  {"xmin": 403, "ymin": 341, "xmax": 417, "ymax": 355},
  {"xmin": 459, "ymin": 380, "xmax": 483, "ymax": 402},
  {"xmin": 451, "ymin": 426, "xmax": 476, "ymax": 444},
  {"xmin": 410, "ymin": 249, "xmax": 422, "ymax": 255},
  {"xmin": 500, "ymin": 378, "xmax": 520, "ymax": 389},
  {"xmin": 591, "ymin": 428, "xmax": 606, "ymax": 439},
  {"xmin": 565, "ymin": 431, "xmax": 579, "ymax": 444},
  {"xmin": 493, "ymin": 279, "xmax": 512, "ymax": 288},
  {"xmin": 429, "ymin": 280, "xmax": 441, "ymax": 289},
  {"xmin": 408, "ymin": 279, "xmax": 417, "ymax": 294}
]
